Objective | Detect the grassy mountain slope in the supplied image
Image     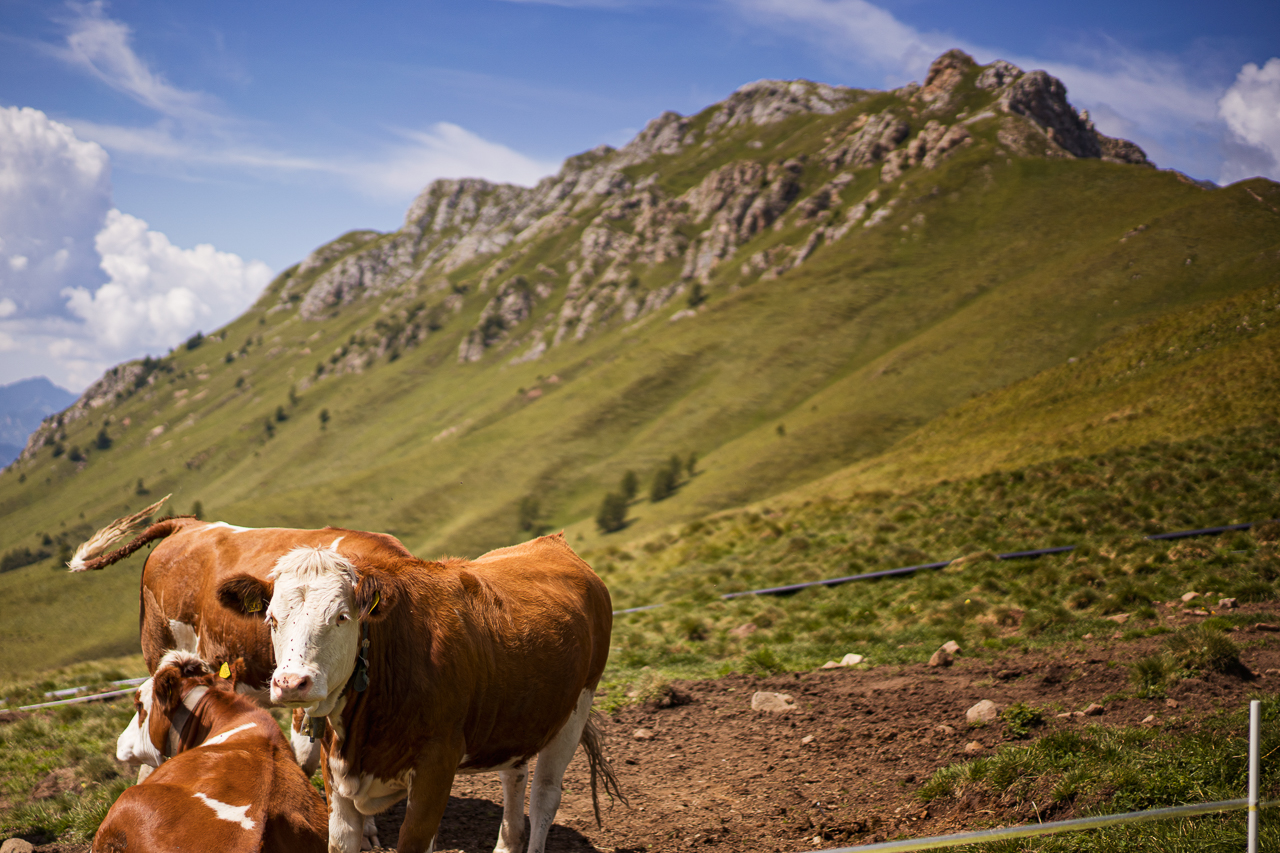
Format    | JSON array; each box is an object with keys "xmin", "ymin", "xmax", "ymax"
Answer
[{"xmin": 1, "ymin": 52, "xmax": 1279, "ymax": 679}]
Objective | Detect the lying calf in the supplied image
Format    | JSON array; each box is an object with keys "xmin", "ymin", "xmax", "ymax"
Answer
[{"xmin": 94, "ymin": 651, "xmax": 328, "ymax": 853}]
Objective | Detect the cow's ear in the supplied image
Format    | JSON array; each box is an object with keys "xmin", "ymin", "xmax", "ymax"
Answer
[
  {"xmin": 354, "ymin": 571, "xmax": 397, "ymax": 622},
  {"xmin": 217, "ymin": 574, "xmax": 272, "ymax": 618},
  {"xmin": 152, "ymin": 665, "xmax": 183, "ymax": 714}
]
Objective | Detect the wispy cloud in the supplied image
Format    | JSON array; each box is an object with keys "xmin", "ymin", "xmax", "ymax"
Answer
[{"xmin": 55, "ymin": 1, "xmax": 223, "ymax": 125}]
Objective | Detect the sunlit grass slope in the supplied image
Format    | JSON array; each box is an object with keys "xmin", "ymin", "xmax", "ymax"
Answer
[{"xmin": 0, "ymin": 98, "xmax": 1278, "ymax": 678}]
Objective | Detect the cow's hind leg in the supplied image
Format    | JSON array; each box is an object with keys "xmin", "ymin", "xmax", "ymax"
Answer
[
  {"xmin": 527, "ymin": 689, "xmax": 593, "ymax": 853},
  {"xmin": 494, "ymin": 763, "xmax": 529, "ymax": 853}
]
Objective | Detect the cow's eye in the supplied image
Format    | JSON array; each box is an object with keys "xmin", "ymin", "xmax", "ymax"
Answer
[
  {"xmin": 337, "ymin": 613, "xmax": 350, "ymax": 624},
  {"xmin": 267, "ymin": 615, "xmax": 278, "ymax": 630}
]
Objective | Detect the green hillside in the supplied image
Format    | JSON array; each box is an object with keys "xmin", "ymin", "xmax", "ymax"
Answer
[{"xmin": 1, "ymin": 50, "xmax": 1279, "ymax": 679}]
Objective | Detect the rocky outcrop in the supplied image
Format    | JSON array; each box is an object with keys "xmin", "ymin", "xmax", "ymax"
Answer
[
  {"xmin": 458, "ymin": 276, "xmax": 546, "ymax": 362},
  {"xmin": 823, "ymin": 112, "xmax": 911, "ymax": 170},
  {"xmin": 975, "ymin": 60, "xmax": 1021, "ymax": 91},
  {"xmin": 915, "ymin": 49, "xmax": 977, "ymax": 110},
  {"xmin": 997, "ymin": 71, "xmax": 1102, "ymax": 159},
  {"xmin": 706, "ymin": 80, "xmax": 858, "ymax": 134},
  {"xmin": 880, "ymin": 120, "xmax": 971, "ymax": 182}
]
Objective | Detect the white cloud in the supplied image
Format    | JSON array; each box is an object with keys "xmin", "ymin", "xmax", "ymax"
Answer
[
  {"xmin": 1219, "ymin": 58, "xmax": 1280, "ymax": 183},
  {"xmin": 58, "ymin": 1, "xmax": 220, "ymax": 125},
  {"xmin": 353, "ymin": 123, "xmax": 560, "ymax": 197},
  {"xmin": 0, "ymin": 107, "xmax": 272, "ymax": 390},
  {"xmin": 62, "ymin": 209, "xmax": 272, "ymax": 353},
  {"xmin": 0, "ymin": 105, "xmax": 111, "ymax": 318}
]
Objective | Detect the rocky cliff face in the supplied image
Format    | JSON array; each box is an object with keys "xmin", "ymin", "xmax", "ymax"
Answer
[{"xmin": 28, "ymin": 50, "xmax": 1158, "ymax": 457}]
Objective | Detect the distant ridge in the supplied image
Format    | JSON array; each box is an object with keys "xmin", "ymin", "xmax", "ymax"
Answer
[{"xmin": 0, "ymin": 377, "xmax": 76, "ymax": 467}]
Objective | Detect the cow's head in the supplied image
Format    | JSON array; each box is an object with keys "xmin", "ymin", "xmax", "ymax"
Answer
[
  {"xmin": 258, "ymin": 545, "xmax": 394, "ymax": 714},
  {"xmin": 117, "ymin": 651, "xmax": 212, "ymax": 766}
]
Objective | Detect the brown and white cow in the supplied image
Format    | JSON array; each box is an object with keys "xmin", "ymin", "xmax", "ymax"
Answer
[
  {"xmin": 95, "ymin": 650, "xmax": 328, "ymax": 853},
  {"xmin": 217, "ymin": 532, "xmax": 621, "ymax": 853},
  {"xmin": 69, "ymin": 497, "xmax": 417, "ymax": 773}
]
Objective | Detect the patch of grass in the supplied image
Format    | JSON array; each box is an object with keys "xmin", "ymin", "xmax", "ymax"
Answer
[
  {"xmin": 1166, "ymin": 624, "xmax": 1243, "ymax": 675},
  {"xmin": 917, "ymin": 697, "xmax": 1280, "ymax": 850},
  {"xmin": 1002, "ymin": 702, "xmax": 1044, "ymax": 739}
]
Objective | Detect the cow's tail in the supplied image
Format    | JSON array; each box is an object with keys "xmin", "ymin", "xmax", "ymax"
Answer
[
  {"xmin": 581, "ymin": 712, "xmax": 628, "ymax": 827},
  {"xmin": 67, "ymin": 495, "xmax": 184, "ymax": 571}
]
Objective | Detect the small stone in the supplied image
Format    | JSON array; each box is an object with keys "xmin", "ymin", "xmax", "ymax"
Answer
[
  {"xmin": 964, "ymin": 741, "xmax": 984, "ymax": 755},
  {"xmin": 1142, "ymin": 715, "xmax": 1157, "ymax": 724},
  {"xmin": 1083, "ymin": 703, "xmax": 1105, "ymax": 716},
  {"xmin": 1165, "ymin": 699, "xmax": 1179, "ymax": 709},
  {"xmin": 1181, "ymin": 591, "xmax": 1200, "ymax": 603},
  {"xmin": 1105, "ymin": 613, "xmax": 1130, "ymax": 624},
  {"xmin": 929, "ymin": 648, "xmax": 953, "ymax": 668},
  {"xmin": 820, "ymin": 661, "xmax": 841, "ymax": 669},
  {"xmin": 633, "ymin": 728, "xmax": 655, "ymax": 741},
  {"xmin": 941, "ymin": 640, "xmax": 962, "ymax": 655},
  {"xmin": 966, "ymin": 700, "xmax": 999, "ymax": 725},
  {"xmin": 1, "ymin": 840, "xmax": 36, "ymax": 853},
  {"xmin": 801, "ymin": 735, "xmax": 815, "ymax": 745},
  {"xmin": 1055, "ymin": 712, "xmax": 1072, "ymax": 719},
  {"xmin": 1256, "ymin": 623, "xmax": 1280, "ymax": 632},
  {"xmin": 1218, "ymin": 598, "xmax": 1238, "ymax": 609},
  {"xmin": 1082, "ymin": 633, "xmax": 1094, "ymax": 640},
  {"xmin": 840, "ymin": 653, "xmax": 865, "ymax": 666},
  {"xmin": 751, "ymin": 692, "xmax": 795, "ymax": 713},
  {"xmin": 935, "ymin": 724, "xmax": 956, "ymax": 735},
  {"xmin": 730, "ymin": 623, "xmax": 758, "ymax": 639}
]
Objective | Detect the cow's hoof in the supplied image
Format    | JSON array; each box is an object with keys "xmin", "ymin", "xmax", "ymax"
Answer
[{"xmin": 361, "ymin": 815, "xmax": 379, "ymax": 850}]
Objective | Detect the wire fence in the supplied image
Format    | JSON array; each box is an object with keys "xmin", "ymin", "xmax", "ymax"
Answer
[{"xmin": 614, "ymin": 517, "xmax": 1279, "ymax": 616}]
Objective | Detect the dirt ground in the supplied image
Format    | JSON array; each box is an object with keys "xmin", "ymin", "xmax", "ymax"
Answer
[{"xmin": 19, "ymin": 604, "xmax": 1280, "ymax": 853}]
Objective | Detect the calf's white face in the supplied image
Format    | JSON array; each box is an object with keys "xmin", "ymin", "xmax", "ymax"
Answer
[
  {"xmin": 117, "ymin": 679, "xmax": 164, "ymax": 767},
  {"xmin": 267, "ymin": 545, "xmax": 360, "ymax": 716}
]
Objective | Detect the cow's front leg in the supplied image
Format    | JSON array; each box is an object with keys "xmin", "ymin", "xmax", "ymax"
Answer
[
  {"xmin": 397, "ymin": 740, "xmax": 465, "ymax": 853},
  {"xmin": 494, "ymin": 763, "xmax": 529, "ymax": 853},
  {"xmin": 329, "ymin": 789, "xmax": 364, "ymax": 853}
]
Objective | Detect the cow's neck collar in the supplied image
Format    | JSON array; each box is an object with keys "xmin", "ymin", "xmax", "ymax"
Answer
[
  {"xmin": 164, "ymin": 685, "xmax": 209, "ymax": 759},
  {"xmin": 303, "ymin": 620, "xmax": 370, "ymax": 742}
]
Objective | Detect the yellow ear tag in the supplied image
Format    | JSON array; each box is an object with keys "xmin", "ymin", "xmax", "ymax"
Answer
[
  {"xmin": 370, "ymin": 590, "xmax": 380, "ymax": 614},
  {"xmin": 218, "ymin": 662, "xmax": 231, "ymax": 678},
  {"xmin": 246, "ymin": 593, "xmax": 261, "ymax": 614}
]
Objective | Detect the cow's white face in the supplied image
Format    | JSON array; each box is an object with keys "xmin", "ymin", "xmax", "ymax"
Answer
[
  {"xmin": 267, "ymin": 545, "xmax": 360, "ymax": 716},
  {"xmin": 117, "ymin": 679, "xmax": 164, "ymax": 767}
]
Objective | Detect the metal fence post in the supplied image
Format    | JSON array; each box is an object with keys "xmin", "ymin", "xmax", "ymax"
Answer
[{"xmin": 1249, "ymin": 699, "xmax": 1260, "ymax": 853}]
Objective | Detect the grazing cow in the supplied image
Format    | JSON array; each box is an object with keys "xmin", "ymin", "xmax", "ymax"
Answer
[
  {"xmin": 217, "ymin": 532, "xmax": 621, "ymax": 853},
  {"xmin": 95, "ymin": 650, "xmax": 328, "ymax": 853}
]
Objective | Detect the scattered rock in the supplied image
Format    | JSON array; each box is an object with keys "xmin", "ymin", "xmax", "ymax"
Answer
[
  {"xmin": 632, "ymin": 728, "xmax": 655, "ymax": 741},
  {"xmin": 1, "ymin": 839, "xmax": 36, "ymax": 853},
  {"xmin": 995, "ymin": 669, "xmax": 1021, "ymax": 680},
  {"xmin": 1082, "ymin": 633, "xmax": 1094, "ymax": 640},
  {"xmin": 928, "ymin": 648, "xmax": 953, "ymax": 668},
  {"xmin": 966, "ymin": 700, "xmax": 999, "ymax": 725},
  {"xmin": 730, "ymin": 623, "xmax": 758, "ymax": 639},
  {"xmin": 1218, "ymin": 598, "xmax": 1239, "ymax": 610},
  {"xmin": 1083, "ymin": 703, "xmax": 1105, "ymax": 717},
  {"xmin": 963, "ymin": 741, "xmax": 984, "ymax": 755},
  {"xmin": 1142, "ymin": 715, "xmax": 1157, "ymax": 724},
  {"xmin": 840, "ymin": 653, "xmax": 865, "ymax": 666},
  {"xmin": 935, "ymin": 725, "xmax": 956, "ymax": 735},
  {"xmin": 1105, "ymin": 613, "xmax": 1130, "ymax": 624},
  {"xmin": 1181, "ymin": 591, "xmax": 1201, "ymax": 603},
  {"xmin": 941, "ymin": 641, "xmax": 962, "ymax": 655},
  {"xmin": 820, "ymin": 661, "xmax": 842, "ymax": 670},
  {"xmin": 751, "ymin": 692, "xmax": 796, "ymax": 713},
  {"xmin": 1165, "ymin": 699, "xmax": 1180, "ymax": 709},
  {"xmin": 801, "ymin": 735, "xmax": 815, "ymax": 745}
]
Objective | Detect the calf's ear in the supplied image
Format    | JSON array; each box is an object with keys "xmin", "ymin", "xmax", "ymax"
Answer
[
  {"xmin": 354, "ymin": 570, "xmax": 397, "ymax": 622},
  {"xmin": 217, "ymin": 574, "xmax": 272, "ymax": 618},
  {"xmin": 152, "ymin": 665, "xmax": 184, "ymax": 714}
]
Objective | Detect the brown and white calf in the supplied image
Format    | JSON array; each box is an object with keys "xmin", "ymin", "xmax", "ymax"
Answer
[
  {"xmin": 94, "ymin": 650, "xmax": 328, "ymax": 853},
  {"xmin": 218, "ymin": 532, "xmax": 621, "ymax": 853}
]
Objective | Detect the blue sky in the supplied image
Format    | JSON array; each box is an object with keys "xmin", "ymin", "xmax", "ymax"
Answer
[{"xmin": 1, "ymin": 0, "xmax": 1278, "ymax": 390}]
